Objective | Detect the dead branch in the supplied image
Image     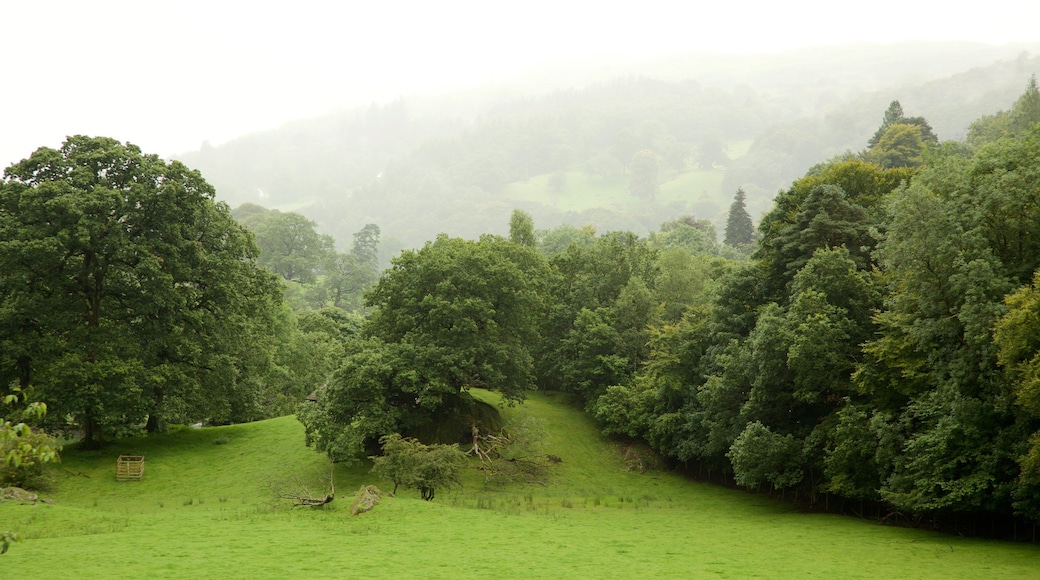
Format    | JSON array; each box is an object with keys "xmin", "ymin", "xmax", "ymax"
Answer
[{"xmin": 270, "ymin": 461, "xmax": 335, "ymax": 508}]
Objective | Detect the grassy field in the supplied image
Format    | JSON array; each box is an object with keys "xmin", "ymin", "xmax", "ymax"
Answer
[
  {"xmin": 2, "ymin": 392, "xmax": 1039, "ymax": 578},
  {"xmin": 501, "ymin": 169, "xmax": 726, "ymax": 213}
]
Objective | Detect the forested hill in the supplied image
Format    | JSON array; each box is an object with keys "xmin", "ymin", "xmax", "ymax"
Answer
[{"xmin": 175, "ymin": 44, "xmax": 1040, "ymax": 250}]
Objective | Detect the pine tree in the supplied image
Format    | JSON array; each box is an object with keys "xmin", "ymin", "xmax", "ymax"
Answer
[
  {"xmin": 868, "ymin": 101, "xmax": 904, "ymax": 148},
  {"xmin": 724, "ymin": 188, "xmax": 755, "ymax": 247}
]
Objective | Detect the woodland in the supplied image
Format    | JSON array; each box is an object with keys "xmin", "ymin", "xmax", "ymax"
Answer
[{"xmin": 4, "ymin": 47, "xmax": 1040, "ymax": 548}]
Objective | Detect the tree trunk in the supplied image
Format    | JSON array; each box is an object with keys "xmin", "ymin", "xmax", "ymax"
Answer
[
  {"xmin": 81, "ymin": 413, "xmax": 101, "ymax": 450},
  {"xmin": 146, "ymin": 387, "xmax": 165, "ymax": 433}
]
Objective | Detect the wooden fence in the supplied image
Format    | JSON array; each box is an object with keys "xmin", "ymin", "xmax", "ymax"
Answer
[{"xmin": 116, "ymin": 455, "xmax": 145, "ymax": 481}]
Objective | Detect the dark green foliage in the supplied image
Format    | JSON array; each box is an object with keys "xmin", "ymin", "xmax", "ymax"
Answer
[
  {"xmin": 723, "ymin": 188, "xmax": 755, "ymax": 248},
  {"xmin": 572, "ymin": 101, "xmax": 1040, "ymax": 530},
  {"xmin": 298, "ymin": 90, "xmax": 1040, "ymax": 530},
  {"xmin": 300, "ymin": 235, "xmax": 547, "ymax": 461},
  {"xmin": 366, "ymin": 235, "xmax": 548, "ymax": 401},
  {"xmin": 536, "ymin": 231, "xmax": 658, "ymax": 396},
  {"xmin": 761, "ymin": 183, "xmax": 876, "ymax": 296},
  {"xmin": 728, "ymin": 421, "xmax": 803, "ymax": 489},
  {"xmin": 0, "ymin": 136, "xmax": 284, "ymax": 446}
]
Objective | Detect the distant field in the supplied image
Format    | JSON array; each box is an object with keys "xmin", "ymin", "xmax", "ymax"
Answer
[
  {"xmin": 2, "ymin": 392, "xmax": 1038, "ymax": 578},
  {"xmin": 502, "ymin": 169, "xmax": 725, "ymax": 211},
  {"xmin": 500, "ymin": 167, "xmax": 729, "ymax": 234}
]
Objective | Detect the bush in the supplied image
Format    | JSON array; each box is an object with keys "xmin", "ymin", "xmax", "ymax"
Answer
[{"xmin": 371, "ymin": 434, "xmax": 466, "ymax": 501}]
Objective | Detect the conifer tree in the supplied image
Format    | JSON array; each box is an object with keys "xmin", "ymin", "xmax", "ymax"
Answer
[{"xmin": 724, "ymin": 188, "xmax": 754, "ymax": 247}]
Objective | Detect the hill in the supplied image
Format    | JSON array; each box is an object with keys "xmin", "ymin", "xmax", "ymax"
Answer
[
  {"xmin": 2, "ymin": 392, "xmax": 1038, "ymax": 578},
  {"xmin": 173, "ymin": 44, "xmax": 1040, "ymax": 249}
]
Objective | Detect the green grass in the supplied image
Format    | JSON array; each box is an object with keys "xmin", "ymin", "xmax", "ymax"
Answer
[
  {"xmin": 3, "ymin": 392, "xmax": 1039, "ymax": 578},
  {"xmin": 501, "ymin": 168, "xmax": 726, "ymax": 215}
]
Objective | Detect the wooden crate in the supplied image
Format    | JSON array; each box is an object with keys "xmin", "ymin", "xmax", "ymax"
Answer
[{"xmin": 116, "ymin": 455, "xmax": 145, "ymax": 481}]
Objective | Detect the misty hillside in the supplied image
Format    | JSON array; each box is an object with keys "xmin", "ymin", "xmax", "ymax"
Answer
[{"xmin": 175, "ymin": 44, "xmax": 1040, "ymax": 250}]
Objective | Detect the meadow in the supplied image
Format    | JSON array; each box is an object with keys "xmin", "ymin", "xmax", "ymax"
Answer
[
  {"xmin": 2, "ymin": 392, "xmax": 1038, "ymax": 578},
  {"xmin": 501, "ymin": 168, "xmax": 726, "ymax": 215}
]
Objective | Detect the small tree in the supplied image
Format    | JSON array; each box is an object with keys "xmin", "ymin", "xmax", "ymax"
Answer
[
  {"xmin": 371, "ymin": 434, "xmax": 467, "ymax": 501},
  {"xmin": 371, "ymin": 433, "xmax": 420, "ymax": 495}
]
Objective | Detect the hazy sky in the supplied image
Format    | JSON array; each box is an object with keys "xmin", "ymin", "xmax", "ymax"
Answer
[{"xmin": 2, "ymin": 0, "xmax": 1039, "ymax": 169}]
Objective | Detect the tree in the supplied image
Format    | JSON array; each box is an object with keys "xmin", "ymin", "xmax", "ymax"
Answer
[
  {"xmin": 858, "ymin": 144, "xmax": 1022, "ymax": 517},
  {"xmin": 509, "ymin": 209, "xmax": 536, "ymax": 247},
  {"xmin": 301, "ymin": 235, "xmax": 550, "ymax": 459},
  {"xmin": 728, "ymin": 421, "xmax": 803, "ymax": 490},
  {"xmin": 866, "ymin": 123, "xmax": 928, "ymax": 168},
  {"xmin": 0, "ymin": 136, "xmax": 283, "ymax": 446},
  {"xmin": 1009, "ymin": 75, "xmax": 1040, "ymax": 135},
  {"xmin": 627, "ymin": 150, "xmax": 659, "ymax": 200},
  {"xmin": 868, "ymin": 101, "xmax": 938, "ymax": 149},
  {"xmin": 351, "ymin": 223, "xmax": 381, "ymax": 270},
  {"xmin": 366, "ymin": 235, "xmax": 549, "ymax": 401},
  {"xmin": 253, "ymin": 211, "xmax": 335, "ymax": 283},
  {"xmin": 868, "ymin": 101, "xmax": 905, "ymax": 149},
  {"xmin": 536, "ymin": 231, "xmax": 658, "ymax": 392},
  {"xmin": 371, "ymin": 433, "xmax": 466, "ymax": 500},
  {"xmin": 321, "ymin": 224, "xmax": 382, "ymax": 310},
  {"xmin": 763, "ymin": 183, "xmax": 876, "ymax": 293},
  {"xmin": 994, "ymin": 270, "xmax": 1040, "ymax": 519},
  {"xmin": 652, "ymin": 218, "xmax": 719, "ymax": 256},
  {"xmin": 724, "ymin": 188, "xmax": 755, "ymax": 248}
]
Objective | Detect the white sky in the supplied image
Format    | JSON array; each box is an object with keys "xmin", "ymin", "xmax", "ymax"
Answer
[{"xmin": 2, "ymin": 0, "xmax": 1039, "ymax": 169}]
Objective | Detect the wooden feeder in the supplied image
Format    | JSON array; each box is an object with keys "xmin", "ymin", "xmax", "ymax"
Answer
[{"xmin": 116, "ymin": 455, "xmax": 145, "ymax": 481}]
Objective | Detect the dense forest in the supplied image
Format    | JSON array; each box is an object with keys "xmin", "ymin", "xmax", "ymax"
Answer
[{"xmin": 4, "ymin": 51, "xmax": 1040, "ymax": 540}]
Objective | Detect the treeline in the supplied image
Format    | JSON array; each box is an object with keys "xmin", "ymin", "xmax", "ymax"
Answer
[{"xmin": 566, "ymin": 79, "xmax": 1040, "ymax": 531}]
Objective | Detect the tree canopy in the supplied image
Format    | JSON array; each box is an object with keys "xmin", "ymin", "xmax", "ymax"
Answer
[
  {"xmin": 300, "ymin": 233, "xmax": 550, "ymax": 459},
  {"xmin": 0, "ymin": 136, "xmax": 284, "ymax": 446}
]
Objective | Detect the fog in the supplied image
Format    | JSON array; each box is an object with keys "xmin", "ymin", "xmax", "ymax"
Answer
[{"xmin": 2, "ymin": 0, "xmax": 1038, "ymax": 169}]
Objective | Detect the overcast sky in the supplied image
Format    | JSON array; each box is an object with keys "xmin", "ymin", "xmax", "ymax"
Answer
[{"xmin": 2, "ymin": 0, "xmax": 1039, "ymax": 169}]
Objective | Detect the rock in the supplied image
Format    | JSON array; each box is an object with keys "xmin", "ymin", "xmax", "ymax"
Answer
[{"xmin": 1, "ymin": 487, "xmax": 39, "ymax": 502}]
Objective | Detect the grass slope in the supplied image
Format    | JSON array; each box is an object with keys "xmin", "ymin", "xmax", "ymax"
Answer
[
  {"xmin": 501, "ymin": 169, "xmax": 726, "ymax": 214},
  {"xmin": 3, "ymin": 392, "xmax": 1039, "ymax": 578}
]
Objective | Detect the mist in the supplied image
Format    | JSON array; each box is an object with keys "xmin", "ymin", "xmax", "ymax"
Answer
[{"xmin": 2, "ymin": 0, "xmax": 1039, "ymax": 169}]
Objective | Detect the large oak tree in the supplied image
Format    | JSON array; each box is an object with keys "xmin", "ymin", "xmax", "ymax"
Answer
[{"xmin": 0, "ymin": 136, "xmax": 283, "ymax": 446}]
